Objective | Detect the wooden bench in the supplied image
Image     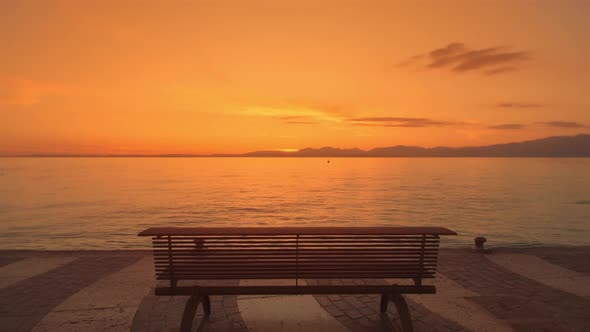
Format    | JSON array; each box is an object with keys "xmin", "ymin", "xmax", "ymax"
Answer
[{"xmin": 139, "ymin": 227, "xmax": 456, "ymax": 331}]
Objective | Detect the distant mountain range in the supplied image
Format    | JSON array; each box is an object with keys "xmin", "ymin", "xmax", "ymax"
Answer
[
  {"xmin": 9, "ymin": 134, "xmax": 590, "ymax": 157},
  {"xmin": 220, "ymin": 135, "xmax": 590, "ymax": 157},
  {"xmin": 232, "ymin": 134, "xmax": 590, "ymax": 157}
]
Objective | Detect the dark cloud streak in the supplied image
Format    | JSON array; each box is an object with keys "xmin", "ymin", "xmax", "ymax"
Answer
[
  {"xmin": 539, "ymin": 121, "xmax": 586, "ymax": 128},
  {"xmin": 496, "ymin": 102, "xmax": 543, "ymax": 109},
  {"xmin": 276, "ymin": 115, "xmax": 317, "ymax": 124},
  {"xmin": 286, "ymin": 121, "xmax": 316, "ymax": 124},
  {"xmin": 349, "ymin": 117, "xmax": 456, "ymax": 128},
  {"xmin": 400, "ymin": 42, "xmax": 531, "ymax": 75},
  {"xmin": 488, "ymin": 124, "xmax": 527, "ymax": 130},
  {"xmin": 485, "ymin": 66, "xmax": 518, "ymax": 75}
]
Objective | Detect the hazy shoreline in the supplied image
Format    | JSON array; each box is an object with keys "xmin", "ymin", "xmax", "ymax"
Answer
[{"xmin": 2, "ymin": 134, "xmax": 590, "ymax": 158}]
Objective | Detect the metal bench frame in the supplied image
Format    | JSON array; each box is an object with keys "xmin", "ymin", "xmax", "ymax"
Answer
[{"xmin": 139, "ymin": 227, "xmax": 456, "ymax": 332}]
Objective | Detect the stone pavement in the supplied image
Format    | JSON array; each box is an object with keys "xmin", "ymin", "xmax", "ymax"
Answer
[{"xmin": 0, "ymin": 247, "xmax": 588, "ymax": 332}]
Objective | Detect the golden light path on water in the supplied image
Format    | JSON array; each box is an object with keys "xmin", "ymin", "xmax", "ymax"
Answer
[{"xmin": 1, "ymin": 157, "xmax": 589, "ymax": 249}]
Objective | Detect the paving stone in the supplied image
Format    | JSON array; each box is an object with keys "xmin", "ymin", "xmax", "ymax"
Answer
[
  {"xmin": 344, "ymin": 308, "xmax": 364, "ymax": 319},
  {"xmin": 132, "ymin": 280, "xmax": 248, "ymax": 332},
  {"xmin": 524, "ymin": 247, "xmax": 590, "ymax": 274},
  {"xmin": 33, "ymin": 256, "xmax": 154, "ymax": 332},
  {"xmin": 358, "ymin": 307, "xmax": 375, "ymax": 316},
  {"xmin": 2, "ymin": 248, "xmax": 589, "ymax": 331},
  {"xmin": 439, "ymin": 249, "xmax": 590, "ymax": 331},
  {"xmin": 309, "ymin": 278, "xmax": 464, "ymax": 332},
  {"xmin": 0, "ymin": 256, "xmax": 23, "ymax": 267},
  {"xmin": 0, "ymin": 254, "xmax": 143, "ymax": 332}
]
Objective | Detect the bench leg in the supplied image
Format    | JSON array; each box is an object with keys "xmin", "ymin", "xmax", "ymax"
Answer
[
  {"xmin": 391, "ymin": 294, "xmax": 414, "ymax": 332},
  {"xmin": 380, "ymin": 293, "xmax": 389, "ymax": 313},
  {"xmin": 180, "ymin": 295, "xmax": 201, "ymax": 332},
  {"xmin": 379, "ymin": 294, "xmax": 414, "ymax": 332},
  {"xmin": 202, "ymin": 295, "xmax": 211, "ymax": 315}
]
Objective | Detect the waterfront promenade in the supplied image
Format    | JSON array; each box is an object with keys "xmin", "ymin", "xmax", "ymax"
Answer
[{"xmin": 1, "ymin": 247, "xmax": 589, "ymax": 331}]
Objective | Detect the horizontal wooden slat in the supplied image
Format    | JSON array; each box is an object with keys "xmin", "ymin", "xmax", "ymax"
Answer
[
  {"xmin": 158, "ymin": 238, "xmax": 439, "ymax": 242},
  {"xmin": 157, "ymin": 244, "xmax": 440, "ymax": 249},
  {"xmin": 156, "ymin": 250, "xmax": 439, "ymax": 255},
  {"xmin": 153, "ymin": 237, "xmax": 441, "ymax": 242},
  {"xmin": 139, "ymin": 227, "xmax": 456, "ymax": 236},
  {"xmin": 156, "ymin": 256, "xmax": 438, "ymax": 260},
  {"xmin": 156, "ymin": 265, "xmax": 437, "ymax": 271},
  {"xmin": 157, "ymin": 267, "xmax": 437, "ymax": 273},
  {"xmin": 154, "ymin": 285, "xmax": 437, "ymax": 296},
  {"xmin": 158, "ymin": 272, "xmax": 436, "ymax": 276},
  {"xmin": 156, "ymin": 267, "xmax": 437, "ymax": 273},
  {"xmin": 155, "ymin": 245, "xmax": 439, "ymax": 249},
  {"xmin": 157, "ymin": 266, "xmax": 431, "ymax": 272},
  {"xmin": 154, "ymin": 259, "xmax": 439, "ymax": 264},
  {"xmin": 153, "ymin": 243, "xmax": 440, "ymax": 248},
  {"xmin": 153, "ymin": 236, "xmax": 440, "ymax": 242},
  {"xmin": 153, "ymin": 248, "xmax": 439, "ymax": 254},
  {"xmin": 154, "ymin": 251, "xmax": 438, "ymax": 257},
  {"xmin": 154, "ymin": 259, "xmax": 438, "ymax": 266},
  {"xmin": 155, "ymin": 255, "xmax": 438, "ymax": 260},
  {"xmin": 156, "ymin": 273, "xmax": 436, "ymax": 280},
  {"xmin": 155, "ymin": 263, "xmax": 438, "ymax": 269},
  {"xmin": 157, "ymin": 268, "xmax": 437, "ymax": 274},
  {"xmin": 157, "ymin": 272, "xmax": 436, "ymax": 277},
  {"xmin": 154, "ymin": 242, "xmax": 439, "ymax": 245},
  {"xmin": 157, "ymin": 269, "xmax": 436, "ymax": 274},
  {"xmin": 154, "ymin": 258, "xmax": 437, "ymax": 264},
  {"xmin": 155, "ymin": 256, "xmax": 437, "ymax": 262}
]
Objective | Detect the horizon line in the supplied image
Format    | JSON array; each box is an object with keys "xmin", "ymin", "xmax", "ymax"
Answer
[{"xmin": 1, "ymin": 133, "xmax": 589, "ymax": 158}]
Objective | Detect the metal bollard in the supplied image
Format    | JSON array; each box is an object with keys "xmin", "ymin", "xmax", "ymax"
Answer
[{"xmin": 474, "ymin": 237, "xmax": 487, "ymax": 251}]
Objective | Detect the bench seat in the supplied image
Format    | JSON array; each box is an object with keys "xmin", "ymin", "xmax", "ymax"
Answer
[{"xmin": 140, "ymin": 226, "xmax": 456, "ymax": 331}]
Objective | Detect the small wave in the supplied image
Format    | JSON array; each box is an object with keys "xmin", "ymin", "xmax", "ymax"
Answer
[
  {"xmin": 231, "ymin": 207, "xmax": 266, "ymax": 212},
  {"xmin": 40, "ymin": 200, "xmax": 111, "ymax": 209},
  {"xmin": 574, "ymin": 200, "xmax": 590, "ymax": 205}
]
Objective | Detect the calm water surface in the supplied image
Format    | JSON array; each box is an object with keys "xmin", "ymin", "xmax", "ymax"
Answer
[{"xmin": 1, "ymin": 158, "xmax": 589, "ymax": 249}]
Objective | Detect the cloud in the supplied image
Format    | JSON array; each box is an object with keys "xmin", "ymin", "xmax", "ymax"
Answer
[
  {"xmin": 496, "ymin": 102, "xmax": 543, "ymax": 109},
  {"xmin": 279, "ymin": 116, "xmax": 309, "ymax": 121},
  {"xmin": 488, "ymin": 123, "xmax": 527, "ymax": 130},
  {"xmin": 286, "ymin": 121, "xmax": 316, "ymax": 124},
  {"xmin": 488, "ymin": 121, "xmax": 587, "ymax": 130},
  {"xmin": 241, "ymin": 105, "xmax": 344, "ymax": 123},
  {"xmin": 277, "ymin": 115, "xmax": 319, "ymax": 124},
  {"xmin": 539, "ymin": 121, "xmax": 586, "ymax": 128},
  {"xmin": 349, "ymin": 117, "xmax": 457, "ymax": 128},
  {"xmin": 485, "ymin": 67, "xmax": 518, "ymax": 75},
  {"xmin": 399, "ymin": 43, "xmax": 531, "ymax": 75}
]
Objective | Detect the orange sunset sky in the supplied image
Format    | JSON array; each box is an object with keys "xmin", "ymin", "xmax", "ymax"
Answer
[{"xmin": 1, "ymin": 0, "xmax": 589, "ymax": 155}]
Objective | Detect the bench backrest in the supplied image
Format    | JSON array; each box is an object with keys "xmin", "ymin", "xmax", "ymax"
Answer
[{"xmin": 139, "ymin": 227, "xmax": 456, "ymax": 286}]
